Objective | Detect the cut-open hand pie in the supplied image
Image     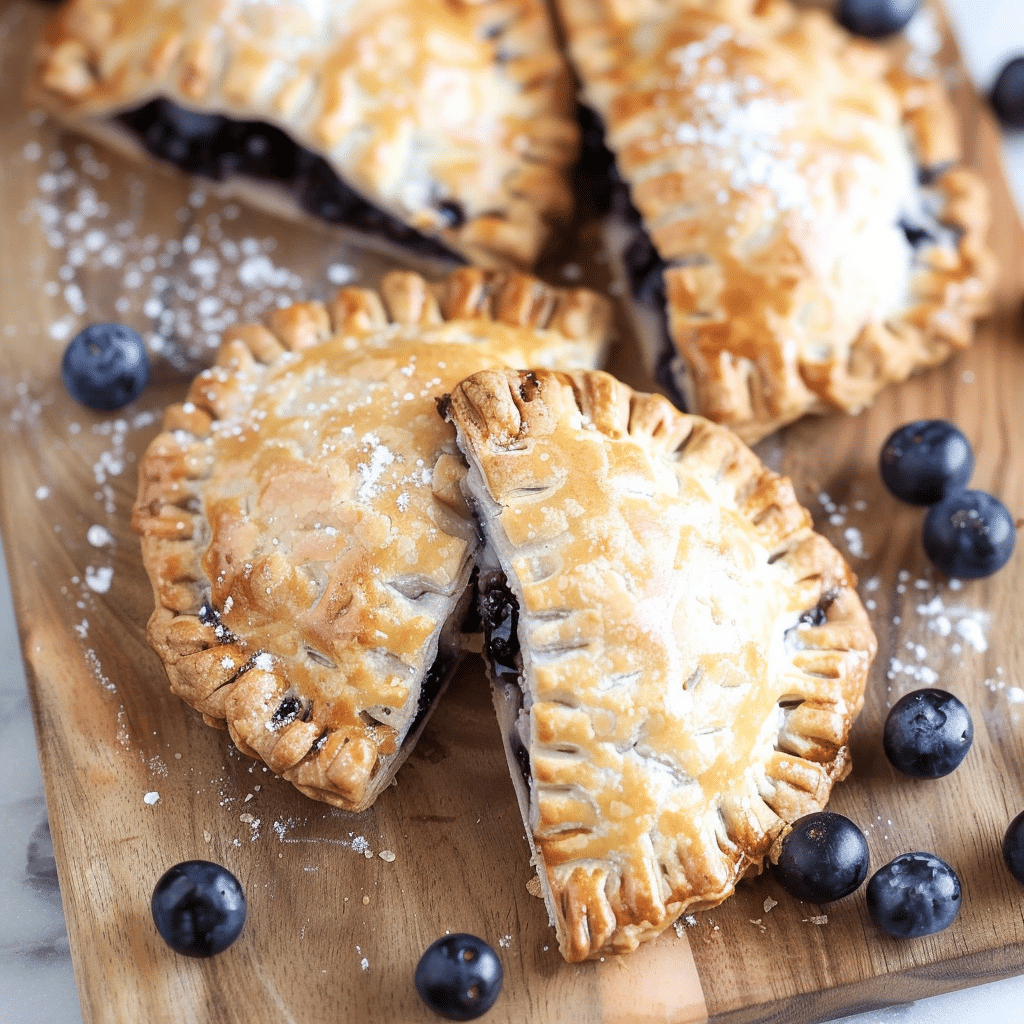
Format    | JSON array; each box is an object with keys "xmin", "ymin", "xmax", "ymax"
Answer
[
  {"xmin": 442, "ymin": 367, "xmax": 876, "ymax": 961},
  {"xmin": 559, "ymin": 0, "xmax": 995, "ymax": 442},
  {"xmin": 132, "ymin": 269, "xmax": 610, "ymax": 812},
  {"xmin": 30, "ymin": 0, "xmax": 579, "ymax": 270}
]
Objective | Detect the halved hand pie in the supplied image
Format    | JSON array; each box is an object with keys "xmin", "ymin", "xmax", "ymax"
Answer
[
  {"xmin": 132, "ymin": 269, "xmax": 610, "ymax": 811},
  {"xmin": 442, "ymin": 366, "xmax": 876, "ymax": 960},
  {"xmin": 560, "ymin": 0, "xmax": 995, "ymax": 441},
  {"xmin": 30, "ymin": 0, "xmax": 580, "ymax": 270}
]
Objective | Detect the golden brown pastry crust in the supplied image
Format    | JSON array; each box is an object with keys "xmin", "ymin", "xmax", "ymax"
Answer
[
  {"xmin": 444, "ymin": 366, "xmax": 876, "ymax": 961},
  {"xmin": 556, "ymin": 0, "xmax": 995, "ymax": 441},
  {"xmin": 30, "ymin": 0, "xmax": 580, "ymax": 270},
  {"xmin": 132, "ymin": 269, "xmax": 610, "ymax": 811}
]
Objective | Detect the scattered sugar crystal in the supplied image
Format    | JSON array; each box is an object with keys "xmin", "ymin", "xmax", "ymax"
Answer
[
  {"xmin": 955, "ymin": 617, "xmax": 988, "ymax": 652},
  {"xmin": 143, "ymin": 791, "xmax": 160, "ymax": 806},
  {"xmin": 843, "ymin": 527, "xmax": 866, "ymax": 558},
  {"xmin": 85, "ymin": 566, "xmax": 114, "ymax": 593},
  {"xmin": 327, "ymin": 263, "xmax": 356, "ymax": 285},
  {"xmin": 35, "ymin": 485, "xmax": 50, "ymax": 500},
  {"xmin": 87, "ymin": 524, "xmax": 114, "ymax": 547}
]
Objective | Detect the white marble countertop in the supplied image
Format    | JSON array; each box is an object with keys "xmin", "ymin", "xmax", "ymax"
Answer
[{"xmin": 1, "ymin": 2, "xmax": 1023, "ymax": 1022}]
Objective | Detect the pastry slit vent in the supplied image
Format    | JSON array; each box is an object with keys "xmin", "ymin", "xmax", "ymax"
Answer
[
  {"xmin": 303, "ymin": 645, "xmax": 337, "ymax": 669},
  {"xmin": 387, "ymin": 578, "xmax": 449, "ymax": 601},
  {"xmin": 116, "ymin": 99, "xmax": 464, "ymax": 265}
]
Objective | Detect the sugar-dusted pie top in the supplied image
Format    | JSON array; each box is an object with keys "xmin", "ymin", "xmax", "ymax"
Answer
[
  {"xmin": 556, "ymin": 0, "xmax": 994, "ymax": 440},
  {"xmin": 444, "ymin": 366, "xmax": 877, "ymax": 960},
  {"xmin": 133, "ymin": 269, "xmax": 610, "ymax": 811},
  {"xmin": 31, "ymin": 0, "xmax": 580, "ymax": 268}
]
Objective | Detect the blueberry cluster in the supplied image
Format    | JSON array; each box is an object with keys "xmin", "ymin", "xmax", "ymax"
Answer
[{"xmin": 879, "ymin": 420, "xmax": 1016, "ymax": 580}]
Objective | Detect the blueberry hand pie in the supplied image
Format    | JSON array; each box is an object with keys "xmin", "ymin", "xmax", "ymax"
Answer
[
  {"xmin": 561, "ymin": 0, "xmax": 995, "ymax": 441},
  {"xmin": 30, "ymin": 0, "xmax": 579, "ymax": 270},
  {"xmin": 132, "ymin": 269, "xmax": 610, "ymax": 811},
  {"xmin": 442, "ymin": 367, "xmax": 876, "ymax": 960}
]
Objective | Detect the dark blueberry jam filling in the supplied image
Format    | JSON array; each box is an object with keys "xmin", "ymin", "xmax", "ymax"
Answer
[
  {"xmin": 117, "ymin": 99, "xmax": 462, "ymax": 263},
  {"xmin": 272, "ymin": 695, "xmax": 304, "ymax": 726},
  {"xmin": 574, "ymin": 104, "xmax": 620, "ymax": 218},
  {"xmin": 785, "ymin": 593, "xmax": 836, "ymax": 648},
  {"xmin": 479, "ymin": 572, "xmax": 530, "ymax": 780},
  {"xmin": 405, "ymin": 647, "xmax": 460, "ymax": 740},
  {"xmin": 480, "ymin": 574, "xmax": 520, "ymax": 681},
  {"xmin": 197, "ymin": 601, "xmax": 237, "ymax": 643}
]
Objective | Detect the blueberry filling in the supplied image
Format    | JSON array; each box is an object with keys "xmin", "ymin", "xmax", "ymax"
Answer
[
  {"xmin": 117, "ymin": 98, "xmax": 462, "ymax": 262},
  {"xmin": 797, "ymin": 597, "xmax": 833, "ymax": 629},
  {"xmin": 480, "ymin": 573, "xmax": 520, "ymax": 681},
  {"xmin": 197, "ymin": 601, "xmax": 237, "ymax": 643},
  {"xmin": 784, "ymin": 593, "xmax": 836, "ymax": 650},
  {"xmin": 479, "ymin": 571, "xmax": 530, "ymax": 780},
  {"xmin": 272, "ymin": 695, "xmax": 305, "ymax": 726},
  {"xmin": 574, "ymin": 104, "xmax": 621, "ymax": 218},
  {"xmin": 406, "ymin": 648, "xmax": 459, "ymax": 739}
]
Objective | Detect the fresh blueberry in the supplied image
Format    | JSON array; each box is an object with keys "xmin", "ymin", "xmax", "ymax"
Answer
[
  {"xmin": 1002, "ymin": 811, "xmax": 1024, "ymax": 884},
  {"xmin": 883, "ymin": 688, "xmax": 973, "ymax": 779},
  {"xmin": 836, "ymin": 0, "xmax": 919, "ymax": 38},
  {"xmin": 879, "ymin": 420, "xmax": 974, "ymax": 505},
  {"xmin": 151, "ymin": 860, "xmax": 246, "ymax": 957},
  {"xmin": 772, "ymin": 812, "xmax": 870, "ymax": 903},
  {"xmin": 866, "ymin": 852, "xmax": 961, "ymax": 938},
  {"xmin": 414, "ymin": 934, "xmax": 503, "ymax": 1021},
  {"xmin": 61, "ymin": 323, "xmax": 149, "ymax": 411},
  {"xmin": 922, "ymin": 489, "xmax": 1016, "ymax": 579},
  {"xmin": 991, "ymin": 56, "xmax": 1024, "ymax": 131}
]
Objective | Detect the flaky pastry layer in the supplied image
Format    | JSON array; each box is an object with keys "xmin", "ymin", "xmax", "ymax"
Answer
[
  {"xmin": 133, "ymin": 268, "xmax": 610, "ymax": 811},
  {"xmin": 445, "ymin": 366, "xmax": 876, "ymax": 960}
]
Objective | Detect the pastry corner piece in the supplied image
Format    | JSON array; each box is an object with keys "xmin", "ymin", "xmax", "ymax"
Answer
[
  {"xmin": 29, "ymin": 0, "xmax": 579, "ymax": 271},
  {"xmin": 442, "ymin": 366, "xmax": 876, "ymax": 961},
  {"xmin": 560, "ymin": 0, "xmax": 996, "ymax": 442},
  {"xmin": 131, "ymin": 268, "xmax": 611, "ymax": 812}
]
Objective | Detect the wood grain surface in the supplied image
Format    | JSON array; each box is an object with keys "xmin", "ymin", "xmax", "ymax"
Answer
[{"xmin": 1, "ymin": 2, "xmax": 1023, "ymax": 1023}]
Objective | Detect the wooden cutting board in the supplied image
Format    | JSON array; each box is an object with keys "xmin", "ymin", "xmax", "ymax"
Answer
[{"xmin": 2, "ymin": 1, "xmax": 1023, "ymax": 1022}]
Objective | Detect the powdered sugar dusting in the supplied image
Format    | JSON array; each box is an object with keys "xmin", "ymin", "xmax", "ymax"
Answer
[{"xmin": 814, "ymin": 488, "xmax": 1006, "ymax": 711}]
